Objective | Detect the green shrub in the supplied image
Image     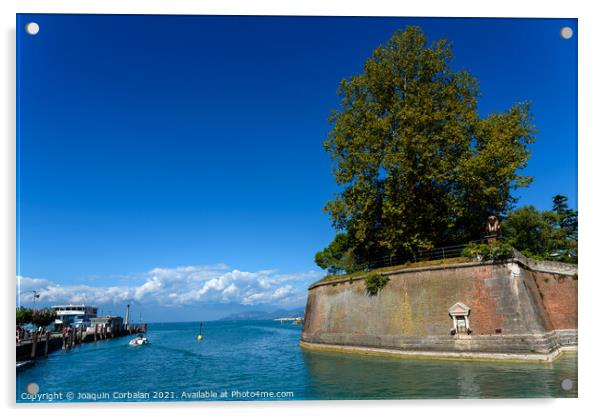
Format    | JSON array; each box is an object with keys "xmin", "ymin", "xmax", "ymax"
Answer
[
  {"xmin": 461, "ymin": 242, "xmax": 513, "ymax": 261},
  {"xmin": 364, "ymin": 272, "xmax": 390, "ymax": 296},
  {"xmin": 489, "ymin": 242, "xmax": 514, "ymax": 260},
  {"xmin": 462, "ymin": 242, "xmax": 486, "ymax": 260}
]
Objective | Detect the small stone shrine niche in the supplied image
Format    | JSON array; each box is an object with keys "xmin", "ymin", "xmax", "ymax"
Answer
[{"xmin": 449, "ymin": 302, "xmax": 471, "ymax": 335}]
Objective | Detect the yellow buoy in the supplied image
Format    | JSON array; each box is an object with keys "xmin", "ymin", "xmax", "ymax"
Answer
[{"xmin": 198, "ymin": 322, "xmax": 204, "ymax": 342}]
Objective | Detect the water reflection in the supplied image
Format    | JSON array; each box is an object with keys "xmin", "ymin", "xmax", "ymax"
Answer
[
  {"xmin": 302, "ymin": 349, "xmax": 577, "ymax": 399},
  {"xmin": 457, "ymin": 364, "xmax": 480, "ymax": 398}
]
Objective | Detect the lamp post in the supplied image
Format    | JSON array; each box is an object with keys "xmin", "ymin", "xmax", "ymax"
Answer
[{"xmin": 32, "ymin": 291, "xmax": 40, "ymax": 312}]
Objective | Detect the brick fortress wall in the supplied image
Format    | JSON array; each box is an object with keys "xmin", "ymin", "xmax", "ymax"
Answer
[{"xmin": 301, "ymin": 256, "xmax": 577, "ymax": 357}]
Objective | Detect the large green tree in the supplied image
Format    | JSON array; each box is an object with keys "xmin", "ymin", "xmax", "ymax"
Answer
[
  {"xmin": 317, "ymin": 26, "xmax": 536, "ymax": 273},
  {"xmin": 552, "ymin": 194, "xmax": 578, "ymax": 239},
  {"xmin": 503, "ymin": 195, "xmax": 577, "ymax": 263},
  {"xmin": 502, "ymin": 205, "xmax": 555, "ymax": 258}
]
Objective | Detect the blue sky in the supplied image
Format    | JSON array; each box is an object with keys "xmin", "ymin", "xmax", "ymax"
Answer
[{"xmin": 16, "ymin": 15, "xmax": 577, "ymax": 321}]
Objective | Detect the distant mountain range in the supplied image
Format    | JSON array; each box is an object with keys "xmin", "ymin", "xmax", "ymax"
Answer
[{"xmin": 218, "ymin": 308, "xmax": 305, "ymax": 321}]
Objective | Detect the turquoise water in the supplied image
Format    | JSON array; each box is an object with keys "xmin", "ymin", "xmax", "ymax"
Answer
[{"xmin": 17, "ymin": 321, "xmax": 577, "ymax": 402}]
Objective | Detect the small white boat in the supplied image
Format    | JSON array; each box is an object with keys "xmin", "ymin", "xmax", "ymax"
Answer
[{"xmin": 128, "ymin": 334, "xmax": 149, "ymax": 346}]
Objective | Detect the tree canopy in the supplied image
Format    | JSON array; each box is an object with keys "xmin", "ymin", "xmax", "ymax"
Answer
[
  {"xmin": 503, "ymin": 195, "xmax": 577, "ymax": 263},
  {"xmin": 31, "ymin": 308, "xmax": 57, "ymax": 328},
  {"xmin": 16, "ymin": 307, "xmax": 33, "ymax": 326},
  {"xmin": 316, "ymin": 26, "xmax": 536, "ymax": 273}
]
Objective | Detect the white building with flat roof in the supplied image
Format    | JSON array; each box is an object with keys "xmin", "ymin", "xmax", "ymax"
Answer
[{"xmin": 52, "ymin": 304, "xmax": 98, "ymax": 329}]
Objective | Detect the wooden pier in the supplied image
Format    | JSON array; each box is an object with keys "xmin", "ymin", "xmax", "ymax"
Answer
[{"xmin": 16, "ymin": 323, "xmax": 147, "ymax": 365}]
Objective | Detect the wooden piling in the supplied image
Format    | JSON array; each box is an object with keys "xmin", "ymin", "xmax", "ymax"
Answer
[
  {"xmin": 44, "ymin": 332, "xmax": 50, "ymax": 358},
  {"xmin": 30, "ymin": 332, "xmax": 38, "ymax": 359},
  {"xmin": 62, "ymin": 332, "xmax": 66, "ymax": 350},
  {"xmin": 94, "ymin": 324, "xmax": 98, "ymax": 341}
]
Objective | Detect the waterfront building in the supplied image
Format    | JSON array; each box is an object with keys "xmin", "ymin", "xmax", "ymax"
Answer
[
  {"xmin": 52, "ymin": 304, "xmax": 98, "ymax": 330},
  {"xmin": 90, "ymin": 316, "xmax": 124, "ymax": 333}
]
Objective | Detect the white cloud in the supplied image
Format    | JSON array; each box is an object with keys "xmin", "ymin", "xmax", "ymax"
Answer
[{"xmin": 16, "ymin": 265, "xmax": 320, "ymax": 308}]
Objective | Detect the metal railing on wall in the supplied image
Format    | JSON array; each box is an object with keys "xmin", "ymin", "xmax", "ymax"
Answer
[{"xmin": 366, "ymin": 238, "xmax": 490, "ymax": 270}]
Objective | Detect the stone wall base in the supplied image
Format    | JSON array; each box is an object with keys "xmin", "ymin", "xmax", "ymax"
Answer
[{"xmin": 300, "ymin": 329, "xmax": 577, "ymax": 363}]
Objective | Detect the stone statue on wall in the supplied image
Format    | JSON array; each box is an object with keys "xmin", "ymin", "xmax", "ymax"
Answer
[{"xmin": 485, "ymin": 215, "xmax": 501, "ymax": 240}]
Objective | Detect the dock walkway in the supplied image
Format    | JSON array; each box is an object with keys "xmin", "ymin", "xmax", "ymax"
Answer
[{"xmin": 16, "ymin": 323, "xmax": 147, "ymax": 365}]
